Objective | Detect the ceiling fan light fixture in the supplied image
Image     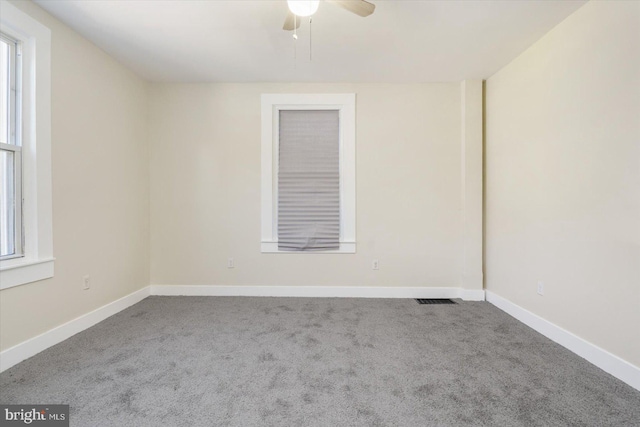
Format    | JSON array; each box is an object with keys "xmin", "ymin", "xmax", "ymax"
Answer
[{"xmin": 287, "ymin": 0, "xmax": 320, "ymax": 17}]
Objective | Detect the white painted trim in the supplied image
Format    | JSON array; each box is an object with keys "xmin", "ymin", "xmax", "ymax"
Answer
[
  {"xmin": 261, "ymin": 241, "xmax": 356, "ymax": 254},
  {"xmin": 0, "ymin": 258, "xmax": 54, "ymax": 290},
  {"xmin": 459, "ymin": 288, "xmax": 486, "ymax": 301},
  {"xmin": 151, "ymin": 284, "xmax": 484, "ymax": 301},
  {"xmin": 486, "ymin": 291, "xmax": 640, "ymax": 392},
  {"xmin": 260, "ymin": 93, "xmax": 356, "ymax": 253},
  {"xmin": 0, "ymin": 287, "xmax": 150, "ymax": 373}
]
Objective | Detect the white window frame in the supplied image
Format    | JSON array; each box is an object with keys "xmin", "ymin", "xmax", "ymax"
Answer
[
  {"xmin": 0, "ymin": 1, "xmax": 53, "ymax": 290},
  {"xmin": 261, "ymin": 94, "xmax": 356, "ymax": 254}
]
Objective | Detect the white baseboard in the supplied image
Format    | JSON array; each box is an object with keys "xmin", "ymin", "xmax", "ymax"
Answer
[
  {"xmin": 459, "ymin": 288, "xmax": 486, "ymax": 301},
  {"xmin": 0, "ymin": 286, "xmax": 150, "ymax": 373},
  {"xmin": 486, "ymin": 291, "xmax": 640, "ymax": 392},
  {"xmin": 151, "ymin": 285, "xmax": 486, "ymax": 301}
]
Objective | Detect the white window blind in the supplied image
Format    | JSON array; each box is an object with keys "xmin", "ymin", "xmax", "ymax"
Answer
[{"xmin": 278, "ymin": 110, "xmax": 340, "ymax": 251}]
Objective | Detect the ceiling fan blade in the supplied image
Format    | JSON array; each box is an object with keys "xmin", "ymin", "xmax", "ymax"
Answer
[
  {"xmin": 327, "ymin": 0, "xmax": 375, "ymax": 17},
  {"xmin": 283, "ymin": 10, "xmax": 301, "ymax": 31}
]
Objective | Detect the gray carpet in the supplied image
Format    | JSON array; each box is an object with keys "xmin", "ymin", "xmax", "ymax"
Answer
[{"xmin": 1, "ymin": 297, "xmax": 639, "ymax": 426}]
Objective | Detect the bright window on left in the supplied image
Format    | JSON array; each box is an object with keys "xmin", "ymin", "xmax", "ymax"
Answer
[{"xmin": 0, "ymin": 32, "xmax": 22, "ymax": 260}]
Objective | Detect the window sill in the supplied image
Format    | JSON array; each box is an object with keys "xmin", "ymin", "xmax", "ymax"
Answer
[
  {"xmin": 0, "ymin": 257, "xmax": 55, "ymax": 290},
  {"xmin": 261, "ymin": 242, "xmax": 356, "ymax": 254}
]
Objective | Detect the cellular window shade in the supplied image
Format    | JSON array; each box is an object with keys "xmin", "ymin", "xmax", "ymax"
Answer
[{"xmin": 278, "ymin": 110, "xmax": 340, "ymax": 251}]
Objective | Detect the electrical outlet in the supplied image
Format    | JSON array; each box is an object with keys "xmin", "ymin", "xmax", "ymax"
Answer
[
  {"xmin": 537, "ymin": 281, "xmax": 544, "ymax": 296},
  {"xmin": 372, "ymin": 259, "xmax": 379, "ymax": 270},
  {"xmin": 83, "ymin": 275, "xmax": 91, "ymax": 290},
  {"xmin": 227, "ymin": 258, "xmax": 234, "ymax": 269}
]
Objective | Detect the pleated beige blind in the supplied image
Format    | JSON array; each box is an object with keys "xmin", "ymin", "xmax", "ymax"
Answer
[{"xmin": 278, "ymin": 110, "xmax": 340, "ymax": 251}]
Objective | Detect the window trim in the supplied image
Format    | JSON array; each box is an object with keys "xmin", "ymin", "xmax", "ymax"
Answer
[
  {"xmin": 0, "ymin": 1, "xmax": 53, "ymax": 289},
  {"xmin": 261, "ymin": 94, "xmax": 356, "ymax": 254}
]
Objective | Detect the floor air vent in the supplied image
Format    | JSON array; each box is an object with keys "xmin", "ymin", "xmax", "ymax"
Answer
[{"xmin": 415, "ymin": 299, "xmax": 456, "ymax": 305}]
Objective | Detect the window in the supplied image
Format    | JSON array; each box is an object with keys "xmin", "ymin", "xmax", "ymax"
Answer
[
  {"xmin": 261, "ymin": 94, "xmax": 356, "ymax": 253},
  {"xmin": 0, "ymin": 2, "xmax": 53, "ymax": 289},
  {"xmin": 1, "ymin": 32, "xmax": 22, "ymax": 260}
]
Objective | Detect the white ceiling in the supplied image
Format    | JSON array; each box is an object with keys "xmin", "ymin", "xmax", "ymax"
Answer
[{"xmin": 33, "ymin": 0, "xmax": 587, "ymax": 83}]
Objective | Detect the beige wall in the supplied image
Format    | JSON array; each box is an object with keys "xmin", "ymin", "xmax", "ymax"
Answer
[
  {"xmin": 485, "ymin": 1, "xmax": 640, "ymax": 366},
  {"xmin": 149, "ymin": 83, "xmax": 465, "ymax": 288},
  {"xmin": 0, "ymin": 1, "xmax": 149, "ymax": 351}
]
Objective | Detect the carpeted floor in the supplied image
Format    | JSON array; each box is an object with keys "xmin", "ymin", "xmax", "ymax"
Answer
[{"xmin": 1, "ymin": 297, "xmax": 639, "ymax": 426}]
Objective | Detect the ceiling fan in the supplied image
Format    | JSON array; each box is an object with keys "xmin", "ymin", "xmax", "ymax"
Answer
[{"xmin": 283, "ymin": 0, "xmax": 375, "ymax": 31}]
